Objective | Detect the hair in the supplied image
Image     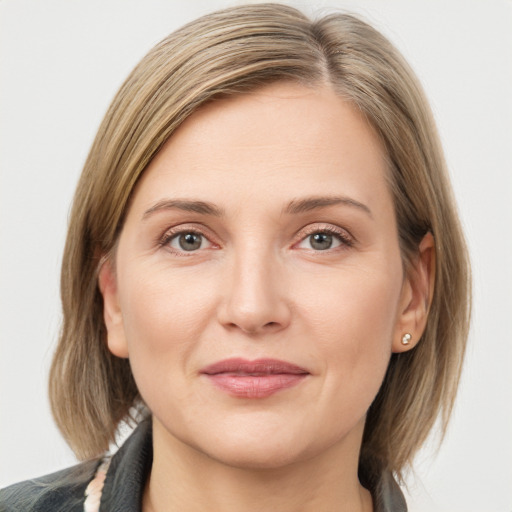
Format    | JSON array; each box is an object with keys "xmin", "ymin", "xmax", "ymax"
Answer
[{"xmin": 49, "ymin": 3, "xmax": 471, "ymax": 481}]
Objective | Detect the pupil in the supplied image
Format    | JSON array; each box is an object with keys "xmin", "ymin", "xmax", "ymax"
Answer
[
  {"xmin": 310, "ymin": 233, "xmax": 332, "ymax": 250},
  {"xmin": 179, "ymin": 233, "xmax": 201, "ymax": 251}
]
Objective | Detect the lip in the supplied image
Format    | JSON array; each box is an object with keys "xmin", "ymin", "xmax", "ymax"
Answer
[{"xmin": 200, "ymin": 358, "xmax": 309, "ymax": 398}]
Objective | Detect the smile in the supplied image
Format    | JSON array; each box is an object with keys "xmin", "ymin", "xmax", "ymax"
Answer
[{"xmin": 200, "ymin": 358, "xmax": 309, "ymax": 398}]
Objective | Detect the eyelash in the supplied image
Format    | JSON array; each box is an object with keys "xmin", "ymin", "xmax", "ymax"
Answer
[
  {"xmin": 295, "ymin": 225, "xmax": 354, "ymax": 251},
  {"xmin": 157, "ymin": 224, "xmax": 354, "ymax": 256},
  {"xmin": 157, "ymin": 226, "xmax": 215, "ymax": 256}
]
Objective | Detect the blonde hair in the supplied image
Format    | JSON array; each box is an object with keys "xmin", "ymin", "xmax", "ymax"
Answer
[{"xmin": 49, "ymin": 3, "xmax": 471, "ymax": 480}]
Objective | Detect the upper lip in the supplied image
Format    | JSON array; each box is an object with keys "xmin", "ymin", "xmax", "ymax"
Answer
[{"xmin": 200, "ymin": 358, "xmax": 309, "ymax": 376}]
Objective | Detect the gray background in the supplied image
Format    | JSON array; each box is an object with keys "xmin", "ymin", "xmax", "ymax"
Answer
[{"xmin": 1, "ymin": 1, "xmax": 511, "ymax": 510}]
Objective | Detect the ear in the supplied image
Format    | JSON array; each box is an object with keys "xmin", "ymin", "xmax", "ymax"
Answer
[
  {"xmin": 98, "ymin": 258, "xmax": 129, "ymax": 358},
  {"xmin": 392, "ymin": 232, "xmax": 436, "ymax": 353}
]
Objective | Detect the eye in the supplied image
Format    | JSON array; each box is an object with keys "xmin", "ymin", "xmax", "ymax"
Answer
[
  {"xmin": 166, "ymin": 231, "xmax": 212, "ymax": 252},
  {"xmin": 299, "ymin": 232, "xmax": 341, "ymax": 251},
  {"xmin": 308, "ymin": 232, "xmax": 339, "ymax": 250},
  {"xmin": 296, "ymin": 227, "xmax": 353, "ymax": 251}
]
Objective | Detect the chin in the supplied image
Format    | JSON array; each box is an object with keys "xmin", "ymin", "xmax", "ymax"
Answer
[
  {"xmin": 192, "ymin": 419, "xmax": 338, "ymax": 472},
  {"xmin": 203, "ymin": 439, "xmax": 311, "ymax": 471}
]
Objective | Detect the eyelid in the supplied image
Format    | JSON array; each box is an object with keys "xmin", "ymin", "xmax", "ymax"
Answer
[
  {"xmin": 156, "ymin": 222, "xmax": 354, "ymax": 255},
  {"xmin": 292, "ymin": 223, "xmax": 355, "ymax": 250},
  {"xmin": 157, "ymin": 223, "xmax": 219, "ymax": 255}
]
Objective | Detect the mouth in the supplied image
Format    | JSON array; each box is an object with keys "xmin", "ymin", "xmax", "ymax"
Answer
[{"xmin": 200, "ymin": 358, "xmax": 309, "ymax": 399}]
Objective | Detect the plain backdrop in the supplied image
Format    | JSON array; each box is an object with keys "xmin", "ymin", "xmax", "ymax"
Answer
[{"xmin": 1, "ymin": 1, "xmax": 511, "ymax": 510}]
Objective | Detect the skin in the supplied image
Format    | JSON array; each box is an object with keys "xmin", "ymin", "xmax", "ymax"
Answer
[{"xmin": 99, "ymin": 82, "xmax": 434, "ymax": 512}]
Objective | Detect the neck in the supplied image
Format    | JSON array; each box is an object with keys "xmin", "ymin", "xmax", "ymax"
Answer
[{"xmin": 143, "ymin": 418, "xmax": 373, "ymax": 512}]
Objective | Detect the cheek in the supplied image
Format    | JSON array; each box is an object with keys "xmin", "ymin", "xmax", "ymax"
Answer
[
  {"xmin": 298, "ymin": 262, "xmax": 402, "ymax": 400},
  {"xmin": 116, "ymin": 265, "xmax": 217, "ymax": 382},
  {"xmin": 299, "ymin": 260, "xmax": 402, "ymax": 342}
]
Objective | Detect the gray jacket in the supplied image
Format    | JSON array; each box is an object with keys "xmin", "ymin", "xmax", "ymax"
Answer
[{"xmin": 0, "ymin": 419, "xmax": 407, "ymax": 511}]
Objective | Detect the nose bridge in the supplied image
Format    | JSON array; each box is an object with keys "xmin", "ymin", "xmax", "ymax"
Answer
[{"xmin": 219, "ymin": 237, "xmax": 290, "ymax": 334}]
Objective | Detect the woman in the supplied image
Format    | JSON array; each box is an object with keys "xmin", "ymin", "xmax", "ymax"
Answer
[{"xmin": 0, "ymin": 3, "xmax": 470, "ymax": 511}]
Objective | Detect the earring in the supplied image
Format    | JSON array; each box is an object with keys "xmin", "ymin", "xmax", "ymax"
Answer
[{"xmin": 401, "ymin": 333, "xmax": 412, "ymax": 345}]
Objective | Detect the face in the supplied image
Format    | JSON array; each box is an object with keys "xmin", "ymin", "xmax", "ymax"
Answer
[{"xmin": 100, "ymin": 82, "xmax": 420, "ymax": 470}]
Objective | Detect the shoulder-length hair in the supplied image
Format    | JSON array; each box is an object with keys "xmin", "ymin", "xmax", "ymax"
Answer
[{"xmin": 49, "ymin": 3, "xmax": 471, "ymax": 480}]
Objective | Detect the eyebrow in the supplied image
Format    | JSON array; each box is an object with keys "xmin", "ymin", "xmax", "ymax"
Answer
[
  {"xmin": 142, "ymin": 199, "xmax": 225, "ymax": 219},
  {"xmin": 142, "ymin": 195, "xmax": 372, "ymax": 220},
  {"xmin": 284, "ymin": 196, "xmax": 373, "ymax": 217}
]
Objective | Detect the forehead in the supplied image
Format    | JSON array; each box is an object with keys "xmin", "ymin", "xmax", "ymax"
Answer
[{"xmin": 130, "ymin": 82, "xmax": 390, "ymax": 216}]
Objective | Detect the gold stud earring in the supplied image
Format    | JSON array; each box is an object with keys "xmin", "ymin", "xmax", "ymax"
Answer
[{"xmin": 401, "ymin": 333, "xmax": 412, "ymax": 345}]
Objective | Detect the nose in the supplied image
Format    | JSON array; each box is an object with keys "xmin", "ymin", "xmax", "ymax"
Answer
[{"xmin": 217, "ymin": 247, "xmax": 291, "ymax": 335}]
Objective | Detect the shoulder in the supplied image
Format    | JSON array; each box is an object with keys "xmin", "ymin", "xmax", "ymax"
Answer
[
  {"xmin": 373, "ymin": 471, "xmax": 408, "ymax": 512},
  {"xmin": 0, "ymin": 418, "xmax": 153, "ymax": 512},
  {"xmin": 0, "ymin": 459, "xmax": 99, "ymax": 512},
  {"xmin": 359, "ymin": 462, "xmax": 408, "ymax": 512}
]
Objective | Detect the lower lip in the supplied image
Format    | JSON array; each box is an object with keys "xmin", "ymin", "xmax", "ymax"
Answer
[{"xmin": 205, "ymin": 373, "xmax": 307, "ymax": 398}]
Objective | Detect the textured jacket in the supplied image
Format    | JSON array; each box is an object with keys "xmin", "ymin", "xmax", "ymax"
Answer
[{"xmin": 0, "ymin": 419, "xmax": 407, "ymax": 511}]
